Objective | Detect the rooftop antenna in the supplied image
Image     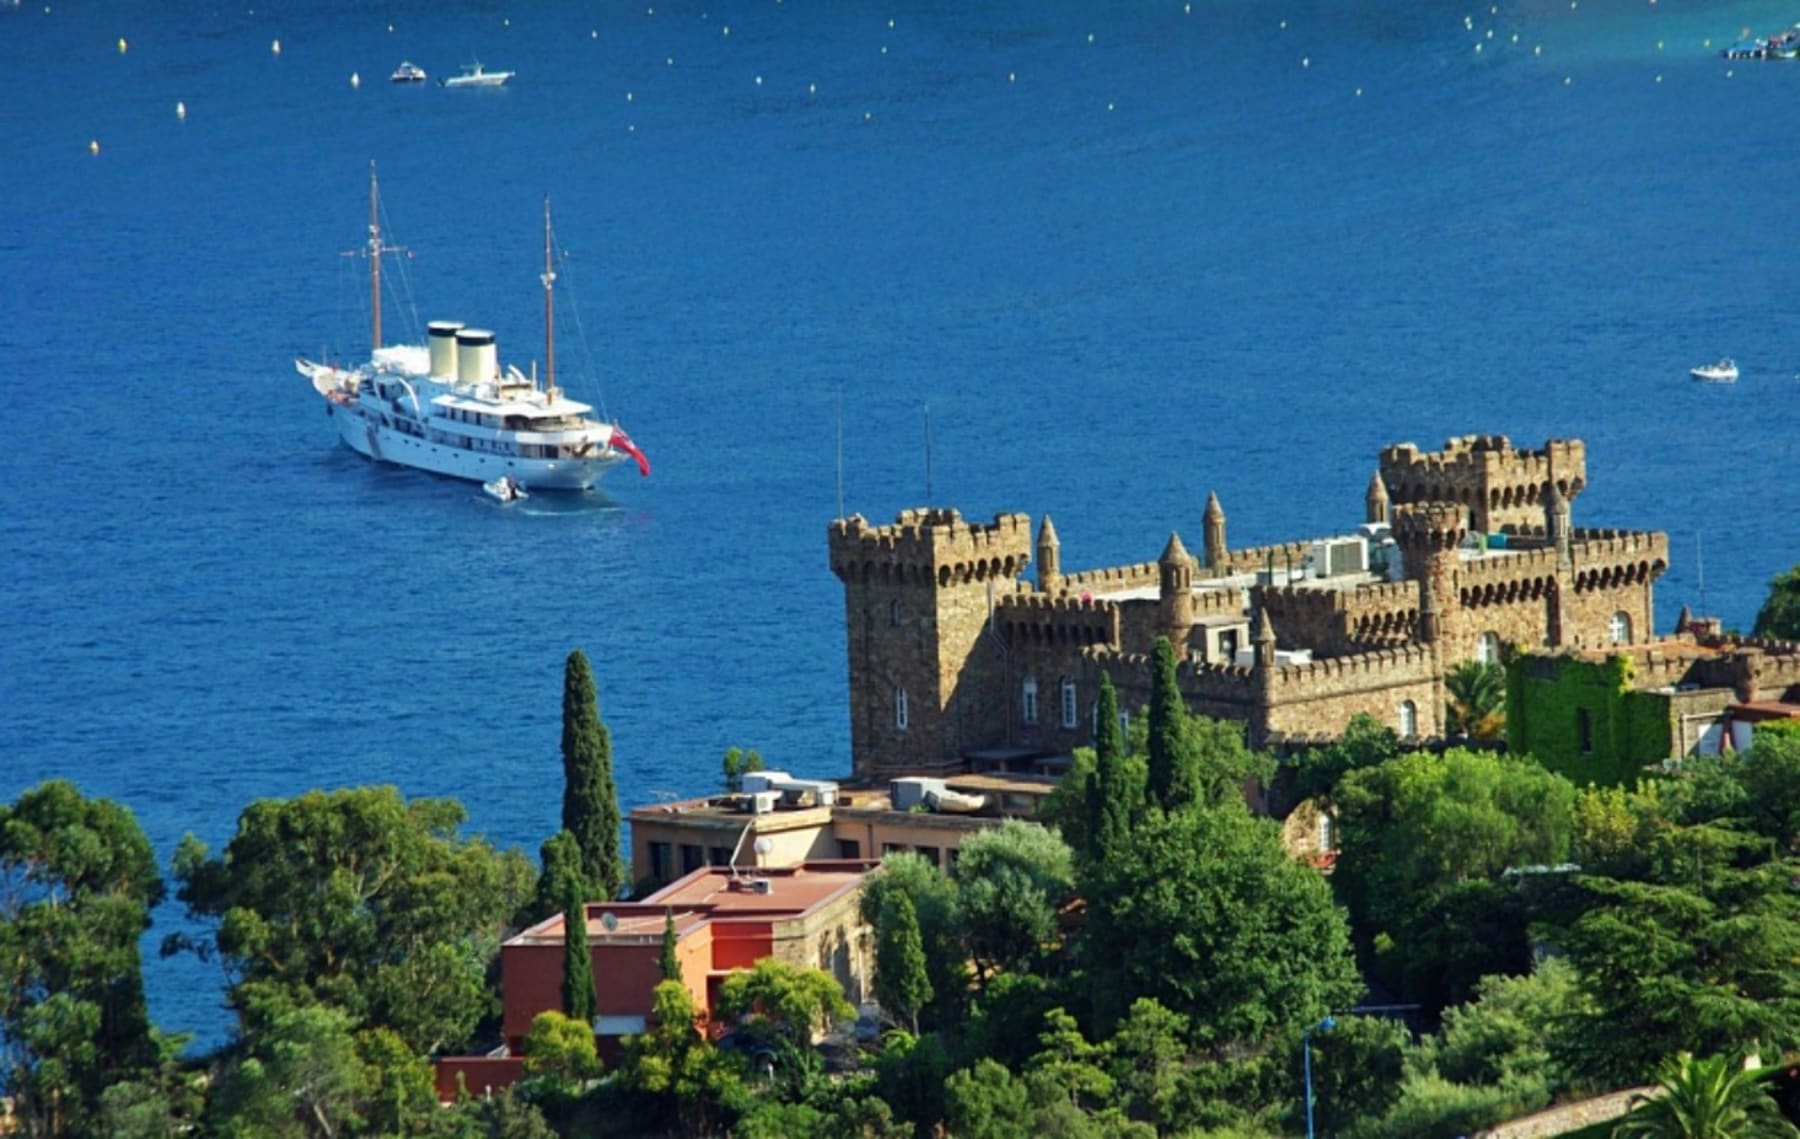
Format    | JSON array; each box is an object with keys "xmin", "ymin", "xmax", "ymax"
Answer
[
  {"xmin": 835, "ymin": 385, "xmax": 845, "ymax": 520},
  {"xmin": 1696, "ymin": 530, "xmax": 1708, "ymax": 617},
  {"xmin": 923, "ymin": 401, "xmax": 934, "ymax": 504}
]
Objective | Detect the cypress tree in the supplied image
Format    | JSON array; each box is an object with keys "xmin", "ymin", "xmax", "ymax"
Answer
[
  {"xmin": 659, "ymin": 908, "xmax": 681, "ymax": 982},
  {"xmin": 874, "ymin": 891, "xmax": 933, "ymax": 1035},
  {"xmin": 561, "ymin": 876, "xmax": 596, "ymax": 1024},
  {"xmin": 561, "ymin": 649, "xmax": 623, "ymax": 900},
  {"xmin": 525, "ymin": 829, "xmax": 584, "ymax": 928},
  {"xmin": 1086, "ymin": 672, "xmax": 1135, "ymax": 863},
  {"xmin": 1146, "ymin": 636, "xmax": 1199, "ymax": 811}
]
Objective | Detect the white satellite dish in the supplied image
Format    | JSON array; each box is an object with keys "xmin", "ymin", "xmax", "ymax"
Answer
[
  {"xmin": 599, "ymin": 911, "xmax": 618, "ymax": 932},
  {"xmin": 753, "ymin": 837, "xmax": 774, "ymax": 855}
]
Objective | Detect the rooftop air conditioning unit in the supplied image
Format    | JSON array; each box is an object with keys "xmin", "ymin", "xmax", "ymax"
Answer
[
  {"xmin": 748, "ymin": 791, "xmax": 780, "ymax": 815},
  {"xmin": 742, "ymin": 772, "xmax": 791, "ymax": 794}
]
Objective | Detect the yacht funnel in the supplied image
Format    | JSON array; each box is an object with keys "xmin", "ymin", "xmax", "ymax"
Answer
[
  {"xmin": 455, "ymin": 329, "xmax": 497, "ymax": 385},
  {"xmin": 428, "ymin": 321, "xmax": 465, "ymax": 380}
]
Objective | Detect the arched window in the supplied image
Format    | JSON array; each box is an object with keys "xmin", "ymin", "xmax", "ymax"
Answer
[
  {"xmin": 1477, "ymin": 631, "xmax": 1502, "ymax": 664},
  {"xmin": 889, "ymin": 599, "xmax": 902, "ymax": 627},
  {"xmin": 1022, "ymin": 677, "xmax": 1039, "ymax": 725},
  {"xmin": 1060, "ymin": 677, "xmax": 1078, "ymax": 729},
  {"xmin": 894, "ymin": 688, "xmax": 908, "ymax": 731},
  {"xmin": 1399, "ymin": 700, "xmax": 1418, "ymax": 738},
  {"xmin": 1609, "ymin": 611, "xmax": 1632, "ymax": 646}
]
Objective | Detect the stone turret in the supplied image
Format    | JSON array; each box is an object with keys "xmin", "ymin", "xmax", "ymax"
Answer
[
  {"xmin": 1252, "ymin": 603, "xmax": 1277, "ymax": 669},
  {"xmin": 1391, "ymin": 502, "xmax": 1467, "ymax": 647},
  {"xmin": 1366, "ymin": 472, "xmax": 1390, "ymax": 526},
  {"xmin": 1545, "ymin": 483, "xmax": 1572, "ymax": 568},
  {"xmin": 1203, "ymin": 492, "xmax": 1227, "ymax": 571},
  {"xmin": 1037, "ymin": 515, "xmax": 1062, "ymax": 595},
  {"xmin": 1676, "ymin": 604, "xmax": 1693, "ymax": 634},
  {"xmin": 1159, "ymin": 531, "xmax": 1195, "ymax": 645}
]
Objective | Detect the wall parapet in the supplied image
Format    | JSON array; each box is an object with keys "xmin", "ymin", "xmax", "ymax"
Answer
[
  {"xmin": 1062, "ymin": 560, "xmax": 1165, "ymax": 594},
  {"xmin": 1267, "ymin": 643, "xmax": 1438, "ymax": 693}
]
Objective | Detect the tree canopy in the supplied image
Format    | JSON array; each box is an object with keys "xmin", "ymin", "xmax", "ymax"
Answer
[
  {"xmin": 561, "ymin": 649, "xmax": 623, "ymax": 902},
  {"xmin": 1752, "ymin": 563, "xmax": 1800, "ymax": 640},
  {"xmin": 169, "ymin": 785, "xmax": 533, "ymax": 1054},
  {"xmin": 951, "ymin": 820, "xmax": 1076, "ymax": 983}
]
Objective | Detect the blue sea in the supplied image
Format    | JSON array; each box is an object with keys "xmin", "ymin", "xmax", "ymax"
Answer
[{"xmin": 3, "ymin": 0, "xmax": 1797, "ymax": 1046}]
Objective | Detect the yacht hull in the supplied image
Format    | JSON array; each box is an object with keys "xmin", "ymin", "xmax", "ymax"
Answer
[{"xmin": 326, "ymin": 403, "xmax": 622, "ymax": 490}]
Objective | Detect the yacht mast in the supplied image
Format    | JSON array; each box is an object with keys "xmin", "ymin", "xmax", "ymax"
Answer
[
  {"xmin": 368, "ymin": 161, "xmax": 384, "ymax": 355},
  {"xmin": 542, "ymin": 196, "xmax": 556, "ymax": 399}
]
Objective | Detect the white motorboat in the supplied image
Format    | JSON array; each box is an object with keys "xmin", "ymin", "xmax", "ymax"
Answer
[
  {"xmin": 390, "ymin": 61, "xmax": 427, "ymax": 83},
  {"xmin": 296, "ymin": 162, "xmax": 649, "ymax": 492},
  {"xmin": 440, "ymin": 61, "xmax": 514, "ymax": 88},
  {"xmin": 1691, "ymin": 358, "xmax": 1738, "ymax": 383},
  {"xmin": 484, "ymin": 475, "xmax": 528, "ymax": 503}
]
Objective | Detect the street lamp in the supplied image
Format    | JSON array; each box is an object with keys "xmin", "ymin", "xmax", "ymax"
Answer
[{"xmin": 1303, "ymin": 1015, "xmax": 1336, "ymax": 1139}]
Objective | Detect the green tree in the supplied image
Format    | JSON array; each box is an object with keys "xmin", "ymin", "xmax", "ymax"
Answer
[
  {"xmin": 1613, "ymin": 1052, "xmax": 1798, "ymax": 1138},
  {"xmin": 1087, "ymin": 673, "xmax": 1139, "ymax": 863},
  {"xmin": 169, "ymin": 786, "xmax": 533, "ymax": 1055},
  {"xmin": 1430, "ymin": 957, "xmax": 1590, "ymax": 1100},
  {"xmin": 1106, "ymin": 998, "xmax": 1190, "ymax": 1131},
  {"xmin": 562, "ymin": 649, "xmax": 623, "ymax": 901},
  {"xmin": 1027, "ymin": 1007, "xmax": 1113, "ymax": 1111},
  {"xmin": 859, "ymin": 851, "xmax": 966, "ymax": 1023},
  {"xmin": 1331, "ymin": 748, "xmax": 1575, "ymax": 1011},
  {"xmin": 205, "ymin": 1006, "xmax": 370, "ymax": 1139},
  {"xmin": 1287, "ymin": 713, "xmax": 1400, "ymax": 804},
  {"xmin": 717, "ymin": 957, "xmax": 854, "ymax": 1050},
  {"xmin": 1081, "ymin": 802, "xmax": 1362, "ymax": 1047},
  {"xmin": 1752, "ymin": 564, "xmax": 1800, "ymax": 641},
  {"xmin": 659, "ymin": 907, "xmax": 682, "ymax": 982},
  {"xmin": 722, "ymin": 747, "xmax": 766, "ymax": 794},
  {"xmin": 874, "ymin": 891, "xmax": 933, "ymax": 1033},
  {"xmin": 1444, "ymin": 660, "xmax": 1507, "ymax": 738},
  {"xmin": 944, "ymin": 1058, "xmax": 1036, "ymax": 1139},
  {"xmin": 1146, "ymin": 636, "xmax": 1199, "ymax": 810},
  {"xmin": 355, "ymin": 1025, "xmax": 439, "ymax": 1137},
  {"xmin": 952, "ymin": 820, "xmax": 1076, "ymax": 983},
  {"xmin": 0, "ymin": 780, "xmax": 165, "ymax": 1139},
  {"xmin": 561, "ymin": 876, "xmax": 595, "ymax": 1024},
  {"xmin": 522, "ymin": 829, "xmax": 583, "ymax": 929},
  {"xmin": 415, "ymin": 1086, "xmax": 558, "ymax": 1139},
  {"xmin": 522, "ymin": 1010, "xmax": 601, "ymax": 1095},
  {"xmin": 875, "ymin": 1030, "xmax": 952, "ymax": 1138},
  {"xmin": 620, "ymin": 980, "xmax": 749, "ymax": 1136}
]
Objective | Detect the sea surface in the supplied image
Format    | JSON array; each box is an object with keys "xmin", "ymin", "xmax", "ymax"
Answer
[{"xmin": 3, "ymin": 0, "xmax": 1797, "ymax": 1046}]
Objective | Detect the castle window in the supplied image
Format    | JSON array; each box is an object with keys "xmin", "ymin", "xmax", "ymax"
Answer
[
  {"xmin": 889, "ymin": 599, "xmax": 902, "ymax": 627},
  {"xmin": 1218, "ymin": 629, "xmax": 1239, "ymax": 663},
  {"xmin": 1477, "ymin": 632, "xmax": 1502, "ymax": 664},
  {"xmin": 1609, "ymin": 611, "xmax": 1631, "ymax": 646},
  {"xmin": 1399, "ymin": 700, "xmax": 1418, "ymax": 738},
  {"xmin": 894, "ymin": 688, "xmax": 909, "ymax": 731},
  {"xmin": 1022, "ymin": 677, "xmax": 1039, "ymax": 725},
  {"xmin": 1060, "ymin": 677, "xmax": 1078, "ymax": 729}
]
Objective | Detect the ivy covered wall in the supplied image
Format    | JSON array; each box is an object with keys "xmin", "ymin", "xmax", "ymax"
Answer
[{"xmin": 1506, "ymin": 654, "xmax": 1671, "ymax": 786}]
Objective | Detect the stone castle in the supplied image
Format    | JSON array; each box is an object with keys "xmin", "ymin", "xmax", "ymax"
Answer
[{"xmin": 829, "ymin": 435, "xmax": 1670, "ymax": 779}]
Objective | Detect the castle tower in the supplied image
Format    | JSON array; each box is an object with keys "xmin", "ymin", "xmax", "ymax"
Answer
[
  {"xmin": 1365, "ymin": 472, "xmax": 1390, "ymax": 526},
  {"xmin": 1158, "ymin": 531, "xmax": 1196, "ymax": 646},
  {"xmin": 1202, "ymin": 492, "xmax": 1227, "ymax": 571},
  {"xmin": 829, "ymin": 508, "xmax": 1033, "ymax": 779},
  {"xmin": 1037, "ymin": 515, "xmax": 1062, "ymax": 595},
  {"xmin": 1391, "ymin": 502, "xmax": 1467, "ymax": 648}
]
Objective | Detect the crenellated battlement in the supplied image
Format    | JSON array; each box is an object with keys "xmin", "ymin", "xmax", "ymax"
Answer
[
  {"xmin": 1063, "ymin": 560, "xmax": 1166, "ymax": 594},
  {"xmin": 998, "ymin": 593, "xmax": 1123, "ymax": 648},
  {"xmin": 830, "ymin": 509, "xmax": 1033, "ymax": 586},
  {"xmin": 1266, "ymin": 643, "xmax": 1438, "ymax": 692},
  {"xmin": 1392, "ymin": 502, "xmax": 1468, "ymax": 551},
  {"xmin": 1214, "ymin": 540, "xmax": 1315, "ymax": 577}
]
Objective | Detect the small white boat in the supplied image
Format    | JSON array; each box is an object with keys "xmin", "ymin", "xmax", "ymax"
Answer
[
  {"xmin": 923, "ymin": 788, "xmax": 987, "ymax": 814},
  {"xmin": 484, "ymin": 475, "xmax": 528, "ymax": 503},
  {"xmin": 440, "ymin": 61, "xmax": 514, "ymax": 88},
  {"xmin": 1691, "ymin": 358, "xmax": 1738, "ymax": 383},
  {"xmin": 390, "ymin": 61, "xmax": 427, "ymax": 83}
]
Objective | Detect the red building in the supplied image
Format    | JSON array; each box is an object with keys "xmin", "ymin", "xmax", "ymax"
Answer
[{"xmin": 436, "ymin": 859, "xmax": 878, "ymax": 1099}]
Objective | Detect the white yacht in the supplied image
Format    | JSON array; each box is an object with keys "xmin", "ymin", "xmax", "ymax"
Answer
[
  {"xmin": 1690, "ymin": 358, "xmax": 1738, "ymax": 383},
  {"xmin": 440, "ymin": 61, "xmax": 514, "ymax": 87},
  {"xmin": 296, "ymin": 164, "xmax": 649, "ymax": 491}
]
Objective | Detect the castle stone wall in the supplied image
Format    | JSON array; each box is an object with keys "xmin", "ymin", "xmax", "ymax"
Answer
[{"xmin": 1381, "ymin": 435, "xmax": 1587, "ymax": 532}]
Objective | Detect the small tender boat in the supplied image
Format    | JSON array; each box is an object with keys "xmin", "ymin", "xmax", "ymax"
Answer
[
  {"xmin": 484, "ymin": 475, "xmax": 528, "ymax": 503},
  {"xmin": 440, "ymin": 60, "xmax": 514, "ymax": 88},
  {"xmin": 1691, "ymin": 358, "xmax": 1738, "ymax": 383},
  {"xmin": 390, "ymin": 61, "xmax": 427, "ymax": 83}
]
